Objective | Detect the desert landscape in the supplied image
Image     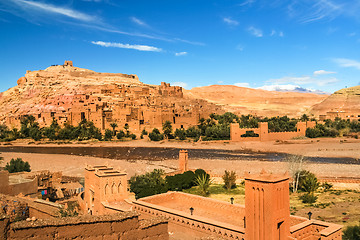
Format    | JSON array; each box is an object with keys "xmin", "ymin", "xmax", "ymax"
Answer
[{"xmin": 2, "ymin": 1, "xmax": 360, "ymax": 238}]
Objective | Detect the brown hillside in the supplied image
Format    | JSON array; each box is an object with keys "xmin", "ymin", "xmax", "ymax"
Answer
[
  {"xmin": 184, "ymin": 85, "xmax": 328, "ymax": 117},
  {"xmin": 0, "ymin": 61, "xmax": 222, "ymax": 132},
  {"xmin": 310, "ymin": 85, "xmax": 360, "ymax": 116}
]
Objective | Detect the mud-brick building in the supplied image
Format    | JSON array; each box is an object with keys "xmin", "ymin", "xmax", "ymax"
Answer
[{"xmin": 80, "ymin": 159, "xmax": 342, "ymax": 239}]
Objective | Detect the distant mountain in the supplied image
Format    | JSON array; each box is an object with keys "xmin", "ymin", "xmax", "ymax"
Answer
[{"xmin": 184, "ymin": 85, "xmax": 328, "ymax": 118}]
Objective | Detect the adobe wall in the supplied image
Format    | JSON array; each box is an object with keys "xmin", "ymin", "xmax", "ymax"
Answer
[
  {"xmin": 4, "ymin": 212, "xmax": 168, "ymax": 240},
  {"xmin": 0, "ymin": 171, "xmax": 10, "ymax": 195},
  {"xmin": 0, "ymin": 215, "xmax": 10, "ymax": 240},
  {"xmin": 8, "ymin": 178, "xmax": 37, "ymax": 196},
  {"xmin": 133, "ymin": 192, "xmax": 245, "ymax": 240},
  {"xmin": 231, "ymin": 121, "xmax": 315, "ymax": 142},
  {"xmin": 290, "ymin": 219, "xmax": 342, "ymax": 240}
]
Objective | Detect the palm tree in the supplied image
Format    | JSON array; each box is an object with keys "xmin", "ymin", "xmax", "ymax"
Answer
[
  {"xmin": 195, "ymin": 174, "xmax": 213, "ymax": 196},
  {"xmin": 110, "ymin": 123, "xmax": 118, "ymax": 136}
]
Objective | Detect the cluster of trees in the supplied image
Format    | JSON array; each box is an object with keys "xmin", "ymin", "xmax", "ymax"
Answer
[
  {"xmin": 0, "ymin": 116, "xmax": 136, "ymax": 142},
  {"xmin": 129, "ymin": 169, "xmax": 209, "ymax": 199},
  {"xmin": 306, "ymin": 118, "xmax": 360, "ymax": 138},
  {"xmin": 147, "ymin": 113, "xmax": 321, "ymax": 142},
  {"xmin": 4, "ymin": 158, "xmax": 31, "ymax": 173}
]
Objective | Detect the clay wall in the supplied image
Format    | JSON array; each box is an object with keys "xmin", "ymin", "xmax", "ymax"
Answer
[
  {"xmin": 133, "ymin": 194, "xmax": 245, "ymax": 240},
  {"xmin": 0, "ymin": 172, "xmax": 10, "ymax": 195},
  {"xmin": 4, "ymin": 212, "xmax": 168, "ymax": 240},
  {"xmin": 8, "ymin": 178, "xmax": 37, "ymax": 196},
  {"xmin": 231, "ymin": 121, "xmax": 315, "ymax": 142},
  {"xmin": 0, "ymin": 215, "xmax": 10, "ymax": 240},
  {"xmin": 290, "ymin": 220, "xmax": 342, "ymax": 240}
]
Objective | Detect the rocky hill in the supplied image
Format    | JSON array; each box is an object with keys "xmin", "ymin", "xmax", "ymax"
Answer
[
  {"xmin": 0, "ymin": 61, "xmax": 222, "ymax": 132},
  {"xmin": 310, "ymin": 85, "xmax": 360, "ymax": 117},
  {"xmin": 184, "ymin": 85, "xmax": 328, "ymax": 117}
]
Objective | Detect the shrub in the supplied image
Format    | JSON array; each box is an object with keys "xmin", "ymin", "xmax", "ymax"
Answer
[
  {"xmin": 129, "ymin": 169, "xmax": 167, "ymax": 199},
  {"xmin": 321, "ymin": 182, "xmax": 333, "ymax": 191},
  {"xmin": 116, "ymin": 130, "xmax": 125, "ymax": 139},
  {"xmin": 343, "ymin": 223, "xmax": 360, "ymax": 240},
  {"xmin": 5, "ymin": 158, "xmax": 31, "ymax": 173},
  {"xmin": 166, "ymin": 171, "xmax": 196, "ymax": 191},
  {"xmin": 148, "ymin": 128, "xmax": 164, "ymax": 141},
  {"xmin": 299, "ymin": 193, "xmax": 318, "ymax": 204},
  {"xmin": 130, "ymin": 134, "xmax": 137, "ymax": 140},
  {"xmin": 141, "ymin": 129, "xmax": 148, "ymax": 135},
  {"xmin": 222, "ymin": 170, "xmax": 237, "ymax": 190}
]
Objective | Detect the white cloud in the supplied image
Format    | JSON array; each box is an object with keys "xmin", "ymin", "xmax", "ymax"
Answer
[
  {"xmin": 218, "ymin": 81, "xmax": 224, "ymax": 84},
  {"xmin": 13, "ymin": 0, "xmax": 96, "ymax": 22},
  {"xmin": 333, "ymin": 58, "xmax": 360, "ymax": 70},
  {"xmin": 257, "ymin": 84, "xmax": 326, "ymax": 94},
  {"xmin": 91, "ymin": 41, "xmax": 162, "ymax": 52},
  {"xmin": 268, "ymin": 74, "xmax": 339, "ymax": 87},
  {"xmin": 279, "ymin": 31, "xmax": 284, "ymax": 37},
  {"xmin": 238, "ymin": 0, "xmax": 255, "ymax": 7},
  {"xmin": 223, "ymin": 17, "xmax": 239, "ymax": 26},
  {"xmin": 175, "ymin": 52, "xmax": 187, "ymax": 56},
  {"xmin": 271, "ymin": 30, "xmax": 284, "ymax": 37},
  {"xmin": 234, "ymin": 82, "xmax": 250, "ymax": 88},
  {"xmin": 130, "ymin": 17, "xmax": 147, "ymax": 26},
  {"xmin": 313, "ymin": 70, "xmax": 336, "ymax": 76},
  {"xmin": 172, "ymin": 82, "xmax": 188, "ymax": 89},
  {"xmin": 248, "ymin": 26, "xmax": 263, "ymax": 37}
]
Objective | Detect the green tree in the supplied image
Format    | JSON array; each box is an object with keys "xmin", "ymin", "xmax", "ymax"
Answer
[
  {"xmin": 298, "ymin": 170, "xmax": 320, "ymax": 193},
  {"xmin": 104, "ymin": 129, "xmax": 113, "ymax": 141},
  {"xmin": 5, "ymin": 158, "xmax": 31, "ymax": 173},
  {"xmin": 124, "ymin": 123, "xmax": 130, "ymax": 137},
  {"xmin": 166, "ymin": 171, "xmax": 196, "ymax": 191},
  {"xmin": 148, "ymin": 128, "xmax": 164, "ymax": 141},
  {"xmin": 110, "ymin": 122, "xmax": 118, "ymax": 136},
  {"xmin": 162, "ymin": 121, "xmax": 173, "ymax": 139},
  {"xmin": 43, "ymin": 118, "xmax": 61, "ymax": 140},
  {"xmin": 343, "ymin": 223, "xmax": 360, "ymax": 240},
  {"xmin": 222, "ymin": 170, "xmax": 237, "ymax": 190},
  {"xmin": 129, "ymin": 169, "xmax": 168, "ymax": 199},
  {"xmin": 174, "ymin": 128, "xmax": 186, "ymax": 140}
]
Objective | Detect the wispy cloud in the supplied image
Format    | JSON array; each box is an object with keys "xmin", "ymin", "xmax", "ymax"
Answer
[
  {"xmin": 2, "ymin": 1, "xmax": 203, "ymax": 46},
  {"xmin": 333, "ymin": 58, "xmax": 360, "ymax": 70},
  {"xmin": 314, "ymin": 70, "xmax": 336, "ymax": 75},
  {"xmin": 223, "ymin": 17, "xmax": 239, "ymax": 26},
  {"xmin": 234, "ymin": 82, "xmax": 250, "ymax": 88},
  {"xmin": 12, "ymin": 0, "xmax": 96, "ymax": 22},
  {"xmin": 238, "ymin": 0, "xmax": 255, "ymax": 7},
  {"xmin": 248, "ymin": 26, "xmax": 263, "ymax": 37},
  {"xmin": 91, "ymin": 41, "xmax": 162, "ymax": 52},
  {"xmin": 175, "ymin": 52, "xmax": 187, "ymax": 56},
  {"xmin": 236, "ymin": 44, "xmax": 244, "ymax": 51},
  {"xmin": 270, "ymin": 30, "xmax": 284, "ymax": 37},
  {"xmin": 172, "ymin": 82, "xmax": 188, "ymax": 89},
  {"xmin": 130, "ymin": 17, "xmax": 147, "ymax": 27}
]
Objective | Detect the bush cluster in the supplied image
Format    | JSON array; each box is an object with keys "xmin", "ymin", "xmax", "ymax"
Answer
[{"xmin": 129, "ymin": 168, "xmax": 209, "ymax": 199}]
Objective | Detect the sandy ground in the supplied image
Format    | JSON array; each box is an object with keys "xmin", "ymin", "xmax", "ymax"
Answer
[
  {"xmin": 1, "ymin": 137, "xmax": 360, "ymax": 178},
  {"xmin": 2, "ymin": 137, "xmax": 360, "ymax": 158},
  {"xmin": 1, "ymin": 151, "xmax": 359, "ymax": 179}
]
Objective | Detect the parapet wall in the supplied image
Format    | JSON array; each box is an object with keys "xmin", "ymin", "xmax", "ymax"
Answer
[
  {"xmin": 2, "ymin": 212, "xmax": 168, "ymax": 240},
  {"xmin": 290, "ymin": 219, "xmax": 342, "ymax": 240}
]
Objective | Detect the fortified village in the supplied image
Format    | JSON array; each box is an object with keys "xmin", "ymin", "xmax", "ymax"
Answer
[
  {"xmin": 0, "ymin": 61, "xmax": 358, "ymax": 239},
  {"xmin": 0, "ymin": 61, "xmax": 221, "ymax": 134},
  {"xmin": 0, "ymin": 151, "xmax": 342, "ymax": 239}
]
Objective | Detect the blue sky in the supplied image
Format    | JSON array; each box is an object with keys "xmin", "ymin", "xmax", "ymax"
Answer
[{"xmin": 1, "ymin": 0, "xmax": 360, "ymax": 93}]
